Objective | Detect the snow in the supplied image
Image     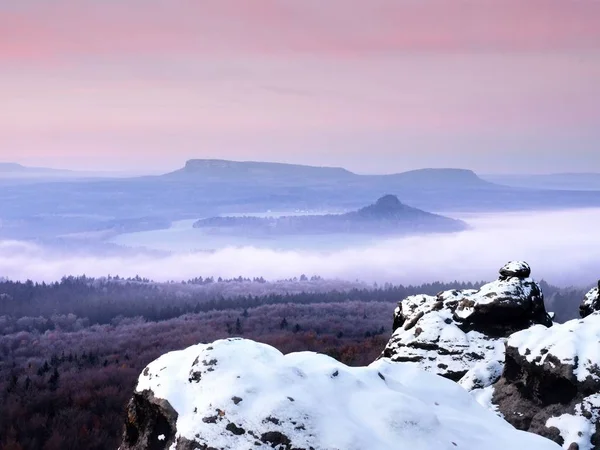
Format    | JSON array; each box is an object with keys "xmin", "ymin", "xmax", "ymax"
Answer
[
  {"xmin": 470, "ymin": 385, "xmax": 501, "ymax": 416},
  {"xmin": 454, "ymin": 277, "xmax": 536, "ymax": 318},
  {"xmin": 386, "ymin": 308, "xmax": 506, "ymax": 383},
  {"xmin": 582, "ymin": 286, "xmax": 599, "ymax": 315},
  {"xmin": 583, "ymin": 286, "xmax": 599, "ymax": 307},
  {"xmin": 135, "ymin": 338, "xmax": 559, "ymax": 450},
  {"xmin": 384, "ymin": 266, "xmax": 538, "ymax": 388},
  {"xmin": 509, "ymin": 312, "xmax": 600, "ymax": 383},
  {"xmin": 500, "ymin": 261, "xmax": 530, "ymax": 275},
  {"xmin": 546, "ymin": 394, "xmax": 600, "ymax": 450},
  {"xmin": 459, "ymin": 357, "xmax": 505, "ymax": 392}
]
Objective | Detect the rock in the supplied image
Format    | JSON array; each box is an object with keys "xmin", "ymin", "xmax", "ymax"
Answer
[
  {"xmin": 120, "ymin": 338, "xmax": 560, "ymax": 450},
  {"xmin": 121, "ymin": 390, "xmax": 178, "ymax": 450},
  {"xmin": 492, "ymin": 312, "xmax": 600, "ymax": 450},
  {"xmin": 580, "ymin": 281, "xmax": 600, "ymax": 318},
  {"xmin": 499, "ymin": 261, "xmax": 532, "ymax": 279},
  {"xmin": 381, "ymin": 261, "xmax": 552, "ymax": 387}
]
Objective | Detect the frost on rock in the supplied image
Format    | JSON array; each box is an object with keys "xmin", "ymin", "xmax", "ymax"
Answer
[
  {"xmin": 381, "ymin": 261, "xmax": 551, "ymax": 388},
  {"xmin": 120, "ymin": 338, "xmax": 560, "ymax": 450},
  {"xmin": 493, "ymin": 312, "xmax": 600, "ymax": 450},
  {"xmin": 580, "ymin": 281, "xmax": 600, "ymax": 318}
]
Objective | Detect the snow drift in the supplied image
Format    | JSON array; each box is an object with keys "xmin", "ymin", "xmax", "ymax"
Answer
[{"xmin": 120, "ymin": 338, "xmax": 559, "ymax": 450}]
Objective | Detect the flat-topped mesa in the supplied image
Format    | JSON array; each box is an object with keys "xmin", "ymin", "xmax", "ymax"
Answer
[
  {"xmin": 580, "ymin": 281, "xmax": 600, "ymax": 318},
  {"xmin": 382, "ymin": 261, "xmax": 552, "ymax": 387}
]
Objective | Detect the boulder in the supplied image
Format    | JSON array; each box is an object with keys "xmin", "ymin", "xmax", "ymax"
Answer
[
  {"xmin": 499, "ymin": 261, "xmax": 532, "ymax": 279},
  {"xmin": 381, "ymin": 261, "xmax": 552, "ymax": 387},
  {"xmin": 120, "ymin": 338, "xmax": 559, "ymax": 450},
  {"xmin": 492, "ymin": 312, "xmax": 600, "ymax": 450}
]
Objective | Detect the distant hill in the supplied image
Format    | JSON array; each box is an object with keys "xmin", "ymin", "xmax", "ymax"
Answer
[
  {"xmin": 162, "ymin": 159, "xmax": 496, "ymax": 188},
  {"xmin": 193, "ymin": 194, "xmax": 467, "ymax": 236},
  {"xmin": 0, "ymin": 162, "xmax": 138, "ymax": 182},
  {"xmin": 0, "ymin": 162, "xmax": 72, "ymax": 175},
  {"xmin": 483, "ymin": 173, "xmax": 600, "ymax": 191},
  {"xmin": 374, "ymin": 168, "xmax": 492, "ymax": 189},
  {"xmin": 163, "ymin": 159, "xmax": 356, "ymax": 183}
]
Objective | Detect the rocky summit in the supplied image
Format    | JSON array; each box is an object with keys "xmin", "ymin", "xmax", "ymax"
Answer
[
  {"xmin": 381, "ymin": 261, "xmax": 552, "ymax": 387},
  {"xmin": 120, "ymin": 338, "xmax": 559, "ymax": 450},
  {"xmin": 380, "ymin": 263, "xmax": 600, "ymax": 449}
]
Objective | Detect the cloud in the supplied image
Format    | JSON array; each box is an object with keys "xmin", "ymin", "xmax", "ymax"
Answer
[{"xmin": 1, "ymin": 209, "xmax": 600, "ymax": 287}]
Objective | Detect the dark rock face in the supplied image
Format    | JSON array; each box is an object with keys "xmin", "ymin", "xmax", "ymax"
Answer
[
  {"xmin": 492, "ymin": 312, "xmax": 600, "ymax": 450},
  {"xmin": 580, "ymin": 282, "xmax": 600, "ymax": 318},
  {"xmin": 381, "ymin": 261, "xmax": 552, "ymax": 388},
  {"xmin": 121, "ymin": 390, "xmax": 178, "ymax": 450}
]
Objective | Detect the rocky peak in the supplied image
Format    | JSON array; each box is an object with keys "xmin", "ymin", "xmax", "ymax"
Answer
[
  {"xmin": 382, "ymin": 261, "xmax": 551, "ymax": 386},
  {"xmin": 391, "ymin": 260, "xmax": 551, "ymax": 337},
  {"xmin": 356, "ymin": 195, "xmax": 410, "ymax": 218},
  {"xmin": 381, "ymin": 263, "xmax": 600, "ymax": 449},
  {"xmin": 374, "ymin": 194, "xmax": 402, "ymax": 209}
]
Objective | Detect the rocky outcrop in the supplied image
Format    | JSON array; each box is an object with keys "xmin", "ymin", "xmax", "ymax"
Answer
[
  {"xmin": 120, "ymin": 338, "xmax": 559, "ymax": 450},
  {"xmin": 381, "ymin": 261, "xmax": 552, "ymax": 387},
  {"xmin": 492, "ymin": 311, "xmax": 600, "ymax": 450},
  {"xmin": 382, "ymin": 263, "xmax": 600, "ymax": 449},
  {"xmin": 580, "ymin": 281, "xmax": 600, "ymax": 318}
]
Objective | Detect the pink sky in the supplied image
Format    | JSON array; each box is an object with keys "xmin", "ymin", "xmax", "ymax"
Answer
[{"xmin": 1, "ymin": 0, "xmax": 599, "ymax": 173}]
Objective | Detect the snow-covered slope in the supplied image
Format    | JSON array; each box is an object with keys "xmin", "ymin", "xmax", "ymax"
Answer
[{"xmin": 121, "ymin": 338, "xmax": 559, "ymax": 450}]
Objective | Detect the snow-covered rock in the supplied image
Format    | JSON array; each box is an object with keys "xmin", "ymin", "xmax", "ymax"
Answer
[
  {"xmin": 492, "ymin": 312, "xmax": 600, "ymax": 450},
  {"xmin": 120, "ymin": 338, "xmax": 560, "ymax": 450},
  {"xmin": 499, "ymin": 260, "xmax": 531, "ymax": 279},
  {"xmin": 382, "ymin": 261, "xmax": 551, "ymax": 387},
  {"xmin": 580, "ymin": 281, "xmax": 600, "ymax": 318}
]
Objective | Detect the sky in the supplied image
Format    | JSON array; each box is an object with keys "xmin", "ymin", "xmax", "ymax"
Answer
[{"xmin": 1, "ymin": 0, "xmax": 599, "ymax": 174}]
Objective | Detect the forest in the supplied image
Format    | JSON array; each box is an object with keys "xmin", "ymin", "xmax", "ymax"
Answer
[{"xmin": 0, "ymin": 276, "xmax": 588, "ymax": 450}]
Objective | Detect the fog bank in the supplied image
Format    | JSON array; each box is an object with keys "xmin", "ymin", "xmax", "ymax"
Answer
[{"xmin": 1, "ymin": 209, "xmax": 600, "ymax": 287}]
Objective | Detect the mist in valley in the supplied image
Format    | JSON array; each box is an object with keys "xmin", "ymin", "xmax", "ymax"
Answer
[{"xmin": 2, "ymin": 207, "xmax": 600, "ymax": 287}]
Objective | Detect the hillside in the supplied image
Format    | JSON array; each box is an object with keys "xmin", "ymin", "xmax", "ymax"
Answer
[{"xmin": 193, "ymin": 194, "xmax": 467, "ymax": 236}]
